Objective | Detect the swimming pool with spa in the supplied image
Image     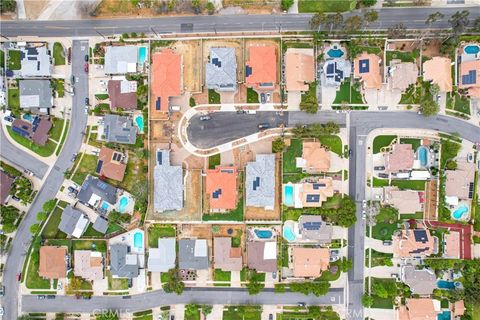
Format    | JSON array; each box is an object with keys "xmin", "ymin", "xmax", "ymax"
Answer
[
  {"xmin": 135, "ymin": 115, "xmax": 144, "ymax": 133},
  {"xmin": 138, "ymin": 47, "xmax": 147, "ymax": 65},
  {"xmin": 452, "ymin": 204, "xmax": 468, "ymax": 220},
  {"xmin": 464, "ymin": 45, "xmax": 480, "ymax": 55},
  {"xmin": 118, "ymin": 196, "xmax": 129, "ymax": 213},
  {"xmin": 254, "ymin": 229, "xmax": 273, "ymax": 239},
  {"xmin": 283, "ymin": 226, "xmax": 296, "ymax": 242},
  {"xmin": 437, "ymin": 280, "xmax": 459, "ymax": 289},
  {"xmin": 101, "ymin": 201, "xmax": 109, "ymax": 211},
  {"xmin": 327, "ymin": 47, "xmax": 344, "ymax": 58},
  {"xmin": 284, "ymin": 185, "xmax": 294, "ymax": 206},
  {"xmin": 437, "ymin": 310, "xmax": 451, "ymax": 320},
  {"xmin": 133, "ymin": 231, "xmax": 143, "ymax": 250}
]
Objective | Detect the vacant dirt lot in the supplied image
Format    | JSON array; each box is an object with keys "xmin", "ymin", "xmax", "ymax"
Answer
[
  {"xmin": 178, "ymin": 223, "xmax": 212, "ymax": 239},
  {"xmin": 174, "ymin": 40, "xmax": 202, "ymax": 93},
  {"xmin": 24, "ymin": 0, "xmax": 49, "ymax": 20}
]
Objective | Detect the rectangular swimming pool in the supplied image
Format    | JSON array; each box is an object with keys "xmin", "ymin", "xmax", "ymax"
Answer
[{"xmin": 284, "ymin": 185, "xmax": 294, "ymax": 206}]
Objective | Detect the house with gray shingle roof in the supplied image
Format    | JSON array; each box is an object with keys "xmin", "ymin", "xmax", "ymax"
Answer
[
  {"xmin": 19, "ymin": 80, "xmax": 53, "ymax": 113},
  {"xmin": 154, "ymin": 150, "xmax": 183, "ymax": 212},
  {"xmin": 401, "ymin": 264, "xmax": 437, "ymax": 296},
  {"xmin": 92, "ymin": 216, "xmax": 108, "ymax": 234},
  {"xmin": 104, "ymin": 46, "xmax": 138, "ymax": 75},
  {"xmin": 58, "ymin": 206, "xmax": 90, "ymax": 238},
  {"xmin": 246, "ymin": 154, "xmax": 275, "ymax": 209},
  {"xmin": 178, "ymin": 239, "xmax": 209, "ymax": 270},
  {"xmin": 77, "ymin": 175, "xmax": 117, "ymax": 213},
  {"xmin": 109, "ymin": 244, "xmax": 139, "ymax": 278},
  {"xmin": 206, "ymin": 47, "xmax": 237, "ymax": 92},
  {"xmin": 103, "ymin": 114, "xmax": 137, "ymax": 145},
  {"xmin": 17, "ymin": 44, "xmax": 52, "ymax": 77}
]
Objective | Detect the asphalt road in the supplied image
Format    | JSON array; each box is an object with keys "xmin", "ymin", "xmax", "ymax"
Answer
[
  {"xmin": 0, "ymin": 128, "xmax": 49, "ymax": 178},
  {"xmin": 1, "ymin": 7, "xmax": 479, "ymax": 37},
  {"xmin": 22, "ymin": 287, "xmax": 344, "ymax": 313},
  {"xmin": 1, "ymin": 40, "xmax": 89, "ymax": 320}
]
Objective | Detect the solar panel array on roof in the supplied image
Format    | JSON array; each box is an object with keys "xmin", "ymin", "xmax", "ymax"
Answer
[
  {"xmin": 98, "ymin": 181, "xmax": 108, "ymax": 190},
  {"xmin": 212, "ymin": 188, "xmax": 222, "ymax": 199},
  {"xmin": 313, "ymin": 183, "xmax": 326, "ymax": 190},
  {"xmin": 462, "ymin": 70, "xmax": 477, "ymax": 85},
  {"xmin": 302, "ymin": 221, "xmax": 322, "ymax": 230},
  {"xmin": 12, "ymin": 126, "xmax": 29, "ymax": 137},
  {"xmin": 112, "ymin": 153, "xmax": 122, "ymax": 161},
  {"xmin": 156, "ymin": 97, "xmax": 161, "ymax": 110},
  {"xmin": 414, "ymin": 229, "xmax": 428, "ymax": 243},
  {"xmin": 326, "ymin": 63, "xmax": 334, "ymax": 74},
  {"xmin": 211, "ymin": 58, "xmax": 222, "ymax": 68},
  {"xmin": 306, "ymin": 194, "xmax": 320, "ymax": 203},
  {"xmin": 96, "ymin": 160, "xmax": 104, "ymax": 174},
  {"xmin": 468, "ymin": 182, "xmax": 474, "ymax": 199},
  {"xmin": 253, "ymin": 177, "xmax": 260, "ymax": 191},
  {"xmin": 359, "ymin": 59, "xmax": 370, "ymax": 73},
  {"xmin": 246, "ymin": 65, "xmax": 252, "ymax": 77},
  {"xmin": 220, "ymin": 169, "xmax": 234, "ymax": 174},
  {"xmin": 157, "ymin": 151, "xmax": 163, "ymax": 165}
]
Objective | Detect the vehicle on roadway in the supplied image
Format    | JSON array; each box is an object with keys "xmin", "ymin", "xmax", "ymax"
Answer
[
  {"xmin": 71, "ymin": 153, "xmax": 78, "ymax": 162},
  {"xmin": 16, "ymin": 273, "xmax": 21, "ymax": 281},
  {"xmin": 348, "ymin": 149, "xmax": 353, "ymax": 157},
  {"xmin": 297, "ymin": 302, "xmax": 306, "ymax": 307},
  {"xmin": 260, "ymin": 93, "xmax": 266, "ymax": 104},
  {"xmin": 24, "ymin": 169, "xmax": 34, "ymax": 177},
  {"xmin": 258, "ymin": 123, "xmax": 270, "ymax": 130},
  {"xmin": 84, "ymin": 63, "xmax": 89, "ymax": 73},
  {"xmin": 84, "ymin": 54, "xmax": 89, "ymax": 62},
  {"xmin": 0, "ymin": 306, "xmax": 4, "ymax": 316},
  {"xmin": 199, "ymin": 115, "xmax": 211, "ymax": 121},
  {"xmin": 85, "ymin": 97, "xmax": 90, "ymax": 105},
  {"xmin": 0, "ymin": 286, "xmax": 4, "ymax": 296},
  {"xmin": 374, "ymin": 166, "xmax": 385, "ymax": 171},
  {"xmin": 37, "ymin": 295, "xmax": 46, "ymax": 300}
]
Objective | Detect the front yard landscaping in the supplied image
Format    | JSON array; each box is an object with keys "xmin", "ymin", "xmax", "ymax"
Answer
[
  {"xmin": 372, "ymin": 135, "xmax": 396, "ymax": 154},
  {"xmin": 49, "ymin": 118, "xmax": 65, "ymax": 142},
  {"xmin": 7, "ymin": 126, "xmax": 57, "ymax": 157},
  {"xmin": 283, "ymin": 139, "xmax": 303, "ymax": 174},
  {"xmin": 318, "ymin": 135, "xmax": 342, "ymax": 156},
  {"xmin": 223, "ymin": 306, "xmax": 262, "ymax": 320},
  {"xmin": 25, "ymin": 237, "xmax": 51, "ymax": 290},
  {"xmin": 208, "ymin": 154, "xmax": 221, "ymax": 169},
  {"xmin": 208, "ymin": 89, "xmax": 220, "ymax": 104},
  {"xmin": 372, "ymin": 221, "xmax": 398, "ymax": 241},
  {"xmin": 107, "ymin": 270, "xmax": 129, "ymax": 290},
  {"xmin": 42, "ymin": 207, "xmax": 66, "ymax": 239},
  {"xmin": 333, "ymin": 80, "xmax": 363, "ymax": 105},
  {"xmin": 246, "ymin": 88, "xmax": 259, "ymax": 103},
  {"xmin": 365, "ymin": 249, "xmax": 393, "ymax": 267},
  {"xmin": 148, "ymin": 225, "xmax": 176, "ymax": 248},
  {"xmin": 71, "ymin": 154, "xmax": 97, "ymax": 185},
  {"xmin": 52, "ymin": 42, "xmax": 65, "ymax": 65},
  {"xmin": 8, "ymin": 50, "xmax": 21, "ymax": 70},
  {"xmin": 298, "ymin": 0, "xmax": 356, "ymax": 12},
  {"xmin": 8, "ymin": 87, "xmax": 20, "ymax": 116},
  {"xmin": 214, "ymin": 269, "xmax": 231, "ymax": 286},
  {"xmin": 52, "ymin": 79, "xmax": 65, "ymax": 98}
]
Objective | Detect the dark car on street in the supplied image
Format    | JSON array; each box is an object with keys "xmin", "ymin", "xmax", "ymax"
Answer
[
  {"xmin": 258, "ymin": 123, "xmax": 270, "ymax": 130},
  {"xmin": 85, "ymin": 97, "xmax": 90, "ymax": 105},
  {"xmin": 84, "ymin": 54, "xmax": 89, "ymax": 62},
  {"xmin": 84, "ymin": 63, "xmax": 89, "ymax": 73}
]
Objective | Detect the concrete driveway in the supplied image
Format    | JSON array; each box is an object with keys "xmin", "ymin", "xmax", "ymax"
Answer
[{"xmin": 365, "ymin": 237, "xmax": 394, "ymax": 253}]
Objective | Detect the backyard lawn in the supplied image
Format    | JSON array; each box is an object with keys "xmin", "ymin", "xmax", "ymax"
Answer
[
  {"xmin": 386, "ymin": 50, "xmax": 419, "ymax": 64},
  {"xmin": 8, "ymin": 50, "xmax": 21, "ymax": 70},
  {"xmin": 7, "ymin": 126, "xmax": 57, "ymax": 157},
  {"xmin": 372, "ymin": 135, "xmax": 397, "ymax": 154},
  {"xmin": 298, "ymin": 0, "xmax": 356, "ymax": 12},
  {"xmin": 53, "ymin": 42, "xmax": 65, "ymax": 65},
  {"xmin": 399, "ymin": 138, "xmax": 421, "ymax": 150},
  {"xmin": 214, "ymin": 269, "xmax": 231, "ymax": 286},
  {"xmin": 203, "ymin": 192, "xmax": 244, "ymax": 222},
  {"xmin": 208, "ymin": 154, "xmax": 221, "ymax": 169},
  {"xmin": 247, "ymin": 88, "xmax": 259, "ymax": 103},
  {"xmin": 318, "ymin": 135, "xmax": 342, "ymax": 156},
  {"xmin": 71, "ymin": 154, "xmax": 97, "ymax": 185},
  {"xmin": 208, "ymin": 89, "xmax": 220, "ymax": 104},
  {"xmin": 391, "ymin": 179, "xmax": 426, "ymax": 191},
  {"xmin": 148, "ymin": 225, "xmax": 176, "ymax": 248},
  {"xmin": 42, "ymin": 207, "xmax": 66, "ymax": 239},
  {"xmin": 72, "ymin": 239, "xmax": 107, "ymax": 253},
  {"xmin": 283, "ymin": 139, "xmax": 303, "ymax": 173}
]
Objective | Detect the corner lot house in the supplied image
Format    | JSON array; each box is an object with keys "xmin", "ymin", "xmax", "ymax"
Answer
[
  {"xmin": 398, "ymin": 298, "xmax": 441, "ymax": 320},
  {"xmin": 12, "ymin": 117, "xmax": 52, "ymax": 146},
  {"xmin": 206, "ymin": 47, "xmax": 237, "ymax": 92},
  {"xmin": 246, "ymin": 154, "xmax": 275, "ymax": 210},
  {"xmin": 393, "ymin": 225, "xmax": 436, "ymax": 258},
  {"xmin": 285, "ymin": 48, "xmax": 314, "ymax": 92},
  {"xmin": 296, "ymin": 141, "xmax": 330, "ymax": 173},
  {"xmin": 104, "ymin": 46, "xmax": 138, "ymax": 75},
  {"xmin": 354, "ymin": 52, "xmax": 382, "ymax": 90},
  {"xmin": 58, "ymin": 206, "xmax": 89, "ymax": 238},
  {"xmin": 422, "ymin": 57, "xmax": 452, "ymax": 92},
  {"xmin": 107, "ymin": 80, "xmax": 137, "ymax": 111},
  {"xmin": 147, "ymin": 238, "xmax": 176, "ymax": 272},
  {"xmin": 19, "ymin": 80, "xmax": 53, "ymax": 113},
  {"xmin": 206, "ymin": 166, "xmax": 238, "ymax": 212},
  {"xmin": 39, "ymin": 246, "xmax": 67, "ymax": 279},
  {"xmin": 74, "ymin": 250, "xmax": 104, "ymax": 281},
  {"xmin": 16, "ymin": 44, "xmax": 52, "ymax": 77},
  {"xmin": 213, "ymin": 237, "xmax": 242, "ymax": 272},
  {"xmin": 0, "ymin": 171, "xmax": 14, "ymax": 204},
  {"xmin": 247, "ymin": 240, "xmax": 276, "ymax": 273},
  {"xmin": 103, "ymin": 114, "xmax": 137, "ymax": 145},
  {"xmin": 384, "ymin": 143, "xmax": 414, "ymax": 173},
  {"xmin": 77, "ymin": 175, "xmax": 117, "ymax": 213},
  {"xmin": 292, "ymin": 247, "xmax": 329, "ymax": 278},
  {"xmin": 151, "ymin": 49, "xmax": 181, "ymax": 114},
  {"xmin": 154, "ymin": 150, "xmax": 183, "ymax": 212},
  {"xmin": 401, "ymin": 264, "xmax": 436, "ymax": 296},
  {"xmin": 245, "ymin": 45, "xmax": 277, "ymax": 90},
  {"xmin": 383, "ymin": 187, "xmax": 423, "ymax": 214},
  {"xmin": 96, "ymin": 147, "xmax": 127, "ymax": 182},
  {"xmin": 178, "ymin": 239, "xmax": 209, "ymax": 270}
]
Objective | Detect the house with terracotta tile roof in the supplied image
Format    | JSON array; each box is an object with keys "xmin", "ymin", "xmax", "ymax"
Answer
[
  {"xmin": 445, "ymin": 160, "xmax": 475, "ymax": 202},
  {"xmin": 459, "ymin": 59, "xmax": 480, "ymax": 98},
  {"xmin": 74, "ymin": 250, "xmax": 104, "ymax": 281},
  {"xmin": 283, "ymin": 178, "xmax": 334, "ymax": 208},
  {"xmin": 206, "ymin": 166, "xmax": 238, "ymax": 212},
  {"xmin": 383, "ymin": 187, "xmax": 423, "ymax": 214},
  {"xmin": 453, "ymin": 300, "xmax": 465, "ymax": 318},
  {"xmin": 214, "ymin": 237, "xmax": 242, "ymax": 272},
  {"xmin": 292, "ymin": 247, "xmax": 329, "ymax": 278},
  {"xmin": 393, "ymin": 224, "xmax": 436, "ymax": 258},
  {"xmin": 152, "ymin": 49, "xmax": 182, "ymax": 114},
  {"xmin": 96, "ymin": 147, "xmax": 127, "ymax": 182},
  {"xmin": 444, "ymin": 230, "xmax": 461, "ymax": 259},
  {"xmin": 245, "ymin": 45, "xmax": 277, "ymax": 90},
  {"xmin": 398, "ymin": 298, "xmax": 441, "ymax": 320},
  {"xmin": 354, "ymin": 52, "xmax": 382, "ymax": 90},
  {"xmin": 422, "ymin": 57, "xmax": 452, "ymax": 92},
  {"xmin": 285, "ymin": 48, "xmax": 315, "ymax": 92},
  {"xmin": 107, "ymin": 80, "xmax": 137, "ymax": 111},
  {"xmin": 39, "ymin": 246, "xmax": 67, "ymax": 279},
  {"xmin": 384, "ymin": 143, "xmax": 414, "ymax": 173},
  {"xmin": 0, "ymin": 170, "xmax": 14, "ymax": 204},
  {"xmin": 296, "ymin": 141, "xmax": 330, "ymax": 173},
  {"xmin": 388, "ymin": 60, "xmax": 418, "ymax": 91}
]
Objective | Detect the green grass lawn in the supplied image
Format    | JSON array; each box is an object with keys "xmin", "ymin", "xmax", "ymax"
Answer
[
  {"xmin": 372, "ymin": 135, "xmax": 396, "ymax": 154},
  {"xmin": 55, "ymin": 120, "xmax": 69, "ymax": 156},
  {"xmin": 365, "ymin": 249, "xmax": 393, "ymax": 267},
  {"xmin": 148, "ymin": 225, "xmax": 176, "ymax": 248},
  {"xmin": 399, "ymin": 138, "xmax": 421, "ymax": 150},
  {"xmin": 53, "ymin": 79, "xmax": 65, "ymax": 98},
  {"xmin": 8, "ymin": 50, "xmax": 21, "ymax": 70},
  {"xmin": 298, "ymin": 0, "xmax": 356, "ymax": 12},
  {"xmin": 386, "ymin": 50, "xmax": 419, "ymax": 65},
  {"xmin": 26, "ymin": 258, "xmax": 51, "ymax": 290},
  {"xmin": 214, "ymin": 269, "xmax": 231, "ymax": 286},
  {"xmin": 53, "ymin": 42, "xmax": 65, "ymax": 65},
  {"xmin": 203, "ymin": 193, "xmax": 244, "ymax": 222},
  {"xmin": 49, "ymin": 118, "xmax": 65, "ymax": 142},
  {"xmin": 7, "ymin": 126, "xmax": 57, "ymax": 157},
  {"xmin": 318, "ymin": 135, "xmax": 342, "ymax": 156},
  {"xmin": 283, "ymin": 139, "xmax": 303, "ymax": 173},
  {"xmin": 8, "ymin": 87, "xmax": 20, "ymax": 116},
  {"xmin": 71, "ymin": 154, "xmax": 97, "ymax": 185},
  {"xmin": 247, "ymin": 88, "xmax": 259, "ymax": 103},
  {"xmin": 95, "ymin": 94, "xmax": 109, "ymax": 100},
  {"xmin": 42, "ymin": 207, "xmax": 66, "ymax": 239},
  {"xmin": 333, "ymin": 80, "xmax": 351, "ymax": 104},
  {"xmin": 208, "ymin": 154, "xmax": 221, "ymax": 169},
  {"xmin": 453, "ymin": 93, "xmax": 470, "ymax": 115},
  {"xmin": 373, "ymin": 177, "xmax": 389, "ymax": 187},
  {"xmin": 72, "ymin": 239, "xmax": 107, "ymax": 253},
  {"xmin": 355, "ymin": 46, "xmax": 382, "ymax": 55},
  {"xmin": 0, "ymin": 50, "xmax": 4, "ymax": 68},
  {"xmin": 107, "ymin": 270, "xmax": 129, "ymax": 290},
  {"xmin": 391, "ymin": 179, "xmax": 426, "ymax": 191},
  {"xmin": 372, "ymin": 222, "xmax": 397, "ymax": 241},
  {"xmin": 208, "ymin": 89, "xmax": 221, "ymax": 104},
  {"xmin": 223, "ymin": 306, "xmax": 262, "ymax": 320}
]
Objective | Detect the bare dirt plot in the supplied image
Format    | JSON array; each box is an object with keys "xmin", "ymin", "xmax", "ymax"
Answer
[
  {"xmin": 222, "ymin": 0, "xmax": 281, "ymax": 14},
  {"xmin": 422, "ymin": 40, "xmax": 443, "ymax": 58},
  {"xmin": 174, "ymin": 40, "xmax": 202, "ymax": 93},
  {"xmin": 202, "ymin": 39, "xmax": 244, "ymax": 84},
  {"xmin": 150, "ymin": 121, "xmax": 173, "ymax": 144},
  {"xmin": 24, "ymin": 0, "xmax": 50, "ymax": 20},
  {"xmin": 178, "ymin": 223, "xmax": 212, "ymax": 239},
  {"xmin": 245, "ymin": 155, "xmax": 281, "ymax": 221}
]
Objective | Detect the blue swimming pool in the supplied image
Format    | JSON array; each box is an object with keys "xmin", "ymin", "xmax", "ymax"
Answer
[
  {"xmin": 437, "ymin": 280, "xmax": 458, "ymax": 289},
  {"xmin": 417, "ymin": 146, "xmax": 428, "ymax": 167},
  {"xmin": 464, "ymin": 45, "xmax": 480, "ymax": 55},
  {"xmin": 135, "ymin": 115, "xmax": 144, "ymax": 133},
  {"xmin": 138, "ymin": 47, "xmax": 147, "ymax": 65},
  {"xmin": 118, "ymin": 196, "xmax": 129, "ymax": 213},
  {"xmin": 327, "ymin": 48, "xmax": 344, "ymax": 58},
  {"xmin": 22, "ymin": 114, "xmax": 33, "ymax": 122},
  {"xmin": 283, "ymin": 226, "xmax": 296, "ymax": 242},
  {"xmin": 452, "ymin": 204, "xmax": 468, "ymax": 220},
  {"xmin": 134, "ymin": 232, "xmax": 143, "ymax": 250},
  {"xmin": 254, "ymin": 229, "xmax": 273, "ymax": 239},
  {"xmin": 284, "ymin": 185, "xmax": 294, "ymax": 206},
  {"xmin": 101, "ymin": 201, "xmax": 109, "ymax": 211},
  {"xmin": 437, "ymin": 310, "xmax": 451, "ymax": 320}
]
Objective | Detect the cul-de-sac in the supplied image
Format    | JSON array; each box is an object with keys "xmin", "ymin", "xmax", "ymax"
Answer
[{"xmin": 0, "ymin": 1, "xmax": 480, "ymax": 320}]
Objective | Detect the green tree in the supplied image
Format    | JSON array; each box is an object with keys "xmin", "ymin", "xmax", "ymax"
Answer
[
  {"xmin": 167, "ymin": 0, "xmax": 176, "ymax": 12},
  {"xmin": 185, "ymin": 304, "xmax": 199, "ymax": 319},
  {"xmin": 362, "ymin": 294, "xmax": 374, "ymax": 307},
  {"xmin": 281, "ymin": 0, "xmax": 294, "ymax": 11},
  {"xmin": 130, "ymin": 32, "xmax": 137, "ymax": 38},
  {"xmin": 246, "ymin": 270, "xmax": 265, "ymax": 295},
  {"xmin": 30, "ymin": 224, "xmax": 40, "ymax": 234},
  {"xmin": 337, "ymin": 258, "xmax": 353, "ymax": 272},
  {"xmin": 387, "ymin": 23, "xmax": 406, "ymax": 38},
  {"xmin": 192, "ymin": 0, "xmax": 202, "ymax": 14},
  {"xmin": 372, "ymin": 280, "xmax": 397, "ymax": 299},
  {"xmin": 359, "ymin": 0, "xmax": 377, "ymax": 6},
  {"xmin": 326, "ymin": 13, "xmax": 344, "ymax": 32},
  {"xmin": 206, "ymin": 2, "xmax": 215, "ymax": 15},
  {"xmin": 162, "ymin": 268, "xmax": 185, "ymax": 294},
  {"xmin": 309, "ymin": 12, "xmax": 326, "ymax": 31},
  {"xmin": 448, "ymin": 10, "xmax": 470, "ymax": 35},
  {"xmin": 473, "ymin": 17, "xmax": 480, "ymax": 32},
  {"xmin": 121, "ymin": 33, "xmax": 129, "ymax": 39},
  {"xmin": 272, "ymin": 138, "xmax": 286, "ymax": 153},
  {"xmin": 425, "ymin": 11, "xmax": 444, "ymax": 25},
  {"xmin": 37, "ymin": 211, "xmax": 47, "ymax": 222},
  {"xmin": 289, "ymin": 281, "xmax": 330, "ymax": 296},
  {"xmin": 96, "ymin": 312, "xmax": 119, "ymax": 320},
  {"xmin": 344, "ymin": 15, "xmax": 363, "ymax": 32},
  {"xmin": 419, "ymin": 98, "xmax": 439, "ymax": 117},
  {"xmin": 0, "ymin": 0, "xmax": 16, "ymax": 13},
  {"xmin": 43, "ymin": 199, "xmax": 57, "ymax": 213},
  {"xmin": 445, "ymin": 160, "xmax": 457, "ymax": 170},
  {"xmin": 201, "ymin": 305, "xmax": 213, "ymax": 316},
  {"xmin": 364, "ymin": 10, "xmax": 379, "ymax": 25}
]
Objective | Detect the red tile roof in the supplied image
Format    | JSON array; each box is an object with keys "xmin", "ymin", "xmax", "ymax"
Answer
[
  {"xmin": 0, "ymin": 171, "xmax": 14, "ymax": 204},
  {"xmin": 245, "ymin": 46, "xmax": 277, "ymax": 88},
  {"xmin": 152, "ymin": 49, "xmax": 181, "ymax": 113},
  {"xmin": 206, "ymin": 166, "xmax": 238, "ymax": 210},
  {"xmin": 97, "ymin": 147, "xmax": 127, "ymax": 182}
]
